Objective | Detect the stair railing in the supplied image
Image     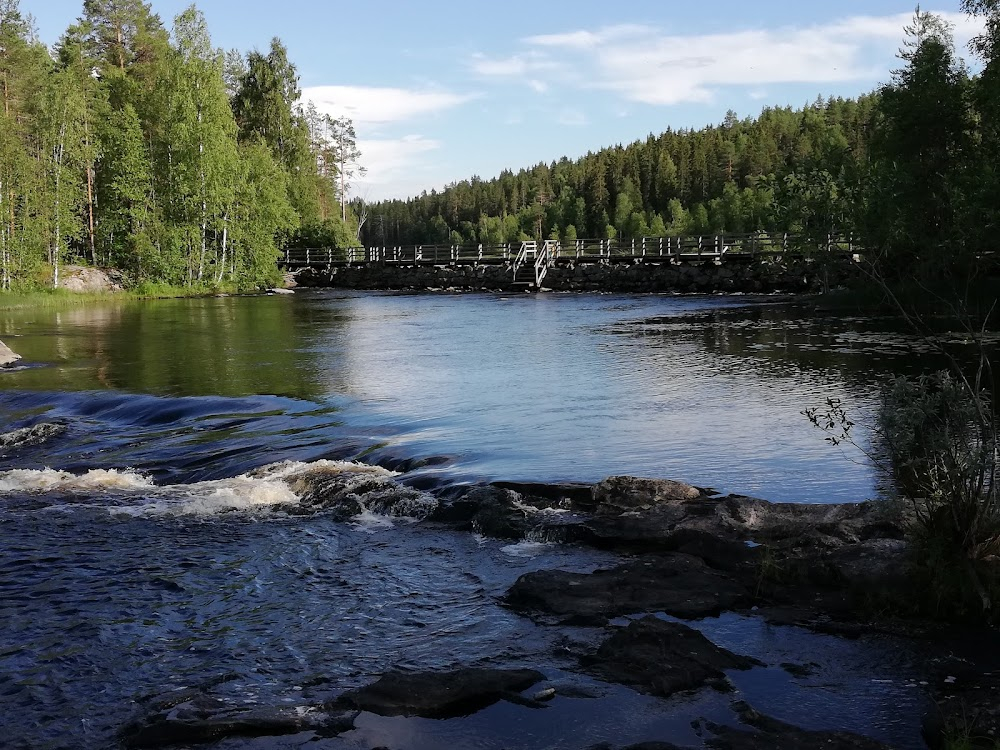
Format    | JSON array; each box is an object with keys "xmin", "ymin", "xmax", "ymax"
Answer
[
  {"xmin": 512, "ymin": 240, "xmax": 536, "ymax": 279},
  {"xmin": 536, "ymin": 240, "xmax": 556, "ymax": 287}
]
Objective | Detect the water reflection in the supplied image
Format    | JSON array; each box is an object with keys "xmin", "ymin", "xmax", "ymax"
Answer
[
  {"xmin": 0, "ymin": 295, "xmax": 341, "ymax": 399},
  {"xmin": 0, "ymin": 292, "xmax": 955, "ymax": 502}
]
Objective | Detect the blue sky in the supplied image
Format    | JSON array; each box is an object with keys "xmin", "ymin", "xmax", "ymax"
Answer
[{"xmin": 27, "ymin": 1, "xmax": 982, "ymax": 201}]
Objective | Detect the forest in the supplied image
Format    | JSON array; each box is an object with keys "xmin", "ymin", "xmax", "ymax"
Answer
[
  {"xmin": 0, "ymin": 0, "xmax": 361, "ymax": 292},
  {"xmin": 1, "ymin": 1, "xmax": 999, "ymax": 291},
  {"xmin": 362, "ymin": 2, "xmax": 1000, "ymax": 285}
]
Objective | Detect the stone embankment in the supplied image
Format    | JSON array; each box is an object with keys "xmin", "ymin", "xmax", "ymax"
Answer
[{"xmin": 295, "ymin": 256, "xmax": 857, "ymax": 294}]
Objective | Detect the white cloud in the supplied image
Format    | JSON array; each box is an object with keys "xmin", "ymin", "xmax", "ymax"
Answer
[
  {"xmin": 303, "ymin": 85, "xmax": 473, "ymax": 125},
  {"xmin": 473, "ymin": 11, "xmax": 986, "ymax": 107},
  {"xmin": 526, "ymin": 24, "xmax": 653, "ymax": 49},
  {"xmin": 354, "ymin": 134, "xmax": 441, "ymax": 196},
  {"xmin": 528, "ymin": 79, "xmax": 548, "ymax": 94}
]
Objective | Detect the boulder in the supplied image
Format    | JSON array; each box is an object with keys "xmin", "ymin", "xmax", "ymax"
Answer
[
  {"xmin": 582, "ymin": 616, "xmax": 760, "ymax": 698},
  {"xmin": 588, "ymin": 476, "xmax": 701, "ymax": 515},
  {"xmin": 504, "ymin": 553, "xmax": 751, "ymax": 622},
  {"xmin": 328, "ymin": 667, "xmax": 545, "ymax": 718},
  {"xmin": 57, "ymin": 265, "xmax": 123, "ymax": 292},
  {"xmin": 0, "ymin": 339, "xmax": 20, "ymax": 367}
]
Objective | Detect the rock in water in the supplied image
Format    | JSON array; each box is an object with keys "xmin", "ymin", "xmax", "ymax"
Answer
[
  {"xmin": 703, "ymin": 701, "xmax": 893, "ymax": 749},
  {"xmin": 329, "ymin": 667, "xmax": 545, "ymax": 718},
  {"xmin": 262, "ymin": 461, "xmax": 438, "ymax": 520},
  {"xmin": 0, "ymin": 339, "xmax": 21, "ymax": 367},
  {"xmin": 120, "ymin": 695, "xmax": 355, "ymax": 748},
  {"xmin": 582, "ymin": 616, "xmax": 760, "ymax": 698},
  {"xmin": 504, "ymin": 553, "xmax": 750, "ymax": 622},
  {"xmin": 0, "ymin": 422, "xmax": 66, "ymax": 453}
]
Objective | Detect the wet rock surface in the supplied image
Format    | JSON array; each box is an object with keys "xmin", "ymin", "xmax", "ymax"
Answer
[
  {"xmin": 701, "ymin": 701, "xmax": 894, "ymax": 749},
  {"xmin": 505, "ymin": 553, "xmax": 751, "ymax": 622},
  {"xmin": 582, "ymin": 616, "xmax": 760, "ymax": 698},
  {"xmin": 328, "ymin": 667, "xmax": 546, "ymax": 718},
  {"xmin": 121, "ymin": 694, "xmax": 355, "ymax": 748},
  {"xmin": 0, "ymin": 422, "xmax": 66, "ymax": 454},
  {"xmin": 271, "ymin": 462, "xmax": 438, "ymax": 520}
]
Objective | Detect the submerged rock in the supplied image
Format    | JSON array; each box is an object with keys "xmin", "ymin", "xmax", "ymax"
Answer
[
  {"xmin": 504, "ymin": 553, "xmax": 750, "ymax": 622},
  {"xmin": 263, "ymin": 461, "xmax": 438, "ymax": 520},
  {"xmin": 0, "ymin": 339, "xmax": 20, "ymax": 367},
  {"xmin": 120, "ymin": 695, "xmax": 355, "ymax": 748},
  {"xmin": 328, "ymin": 667, "xmax": 545, "ymax": 718},
  {"xmin": 703, "ymin": 701, "xmax": 893, "ymax": 749},
  {"xmin": 0, "ymin": 422, "xmax": 66, "ymax": 453},
  {"xmin": 582, "ymin": 616, "xmax": 760, "ymax": 698}
]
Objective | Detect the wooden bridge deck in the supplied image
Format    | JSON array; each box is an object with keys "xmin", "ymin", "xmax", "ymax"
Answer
[{"xmin": 280, "ymin": 233, "xmax": 856, "ymax": 270}]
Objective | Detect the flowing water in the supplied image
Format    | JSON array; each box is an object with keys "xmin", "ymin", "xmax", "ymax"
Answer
[{"xmin": 0, "ymin": 291, "xmax": 945, "ymax": 749}]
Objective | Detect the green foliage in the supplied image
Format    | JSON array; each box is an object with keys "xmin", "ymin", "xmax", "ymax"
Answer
[
  {"xmin": 807, "ymin": 368, "xmax": 1000, "ymax": 622},
  {"xmin": 0, "ymin": 0, "xmax": 363, "ymax": 292},
  {"xmin": 859, "ymin": 10, "xmax": 974, "ymax": 280},
  {"xmin": 360, "ymin": 96, "xmax": 876, "ymax": 245}
]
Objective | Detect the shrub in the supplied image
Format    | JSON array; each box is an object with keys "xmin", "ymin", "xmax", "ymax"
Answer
[{"xmin": 807, "ymin": 369, "xmax": 1000, "ymax": 618}]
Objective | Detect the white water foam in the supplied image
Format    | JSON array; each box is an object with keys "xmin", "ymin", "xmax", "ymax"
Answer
[
  {"xmin": 251, "ymin": 459, "xmax": 398, "ymax": 481},
  {"xmin": 349, "ymin": 508, "xmax": 397, "ymax": 533},
  {"xmin": 0, "ymin": 460, "xmax": 423, "ymax": 521},
  {"xmin": 500, "ymin": 540, "xmax": 556, "ymax": 558},
  {"xmin": 0, "ymin": 468, "xmax": 154, "ymax": 493},
  {"xmin": 109, "ymin": 477, "xmax": 301, "ymax": 518}
]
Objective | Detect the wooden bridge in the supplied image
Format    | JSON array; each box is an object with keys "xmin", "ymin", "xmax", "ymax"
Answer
[{"xmin": 280, "ymin": 232, "xmax": 856, "ymax": 288}]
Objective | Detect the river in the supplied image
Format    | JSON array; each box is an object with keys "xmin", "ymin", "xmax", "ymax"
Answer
[{"xmin": 0, "ymin": 291, "xmax": 938, "ymax": 749}]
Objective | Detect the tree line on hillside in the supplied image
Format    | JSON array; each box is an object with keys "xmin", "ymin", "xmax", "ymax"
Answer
[
  {"xmin": 0, "ymin": 0, "xmax": 362, "ymax": 291},
  {"xmin": 362, "ymin": 3, "xmax": 1000, "ymax": 285},
  {"xmin": 362, "ymin": 96, "xmax": 875, "ymax": 249}
]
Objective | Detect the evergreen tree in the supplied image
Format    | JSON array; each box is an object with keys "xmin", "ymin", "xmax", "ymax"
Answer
[{"xmin": 861, "ymin": 10, "xmax": 972, "ymax": 276}]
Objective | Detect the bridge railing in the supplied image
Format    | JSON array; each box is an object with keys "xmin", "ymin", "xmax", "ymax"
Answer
[{"xmin": 280, "ymin": 232, "xmax": 856, "ymax": 268}]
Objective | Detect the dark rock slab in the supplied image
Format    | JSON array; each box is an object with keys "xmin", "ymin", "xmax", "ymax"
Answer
[
  {"xmin": 583, "ymin": 616, "xmax": 759, "ymax": 698},
  {"xmin": 429, "ymin": 485, "xmax": 531, "ymax": 539},
  {"xmin": 704, "ymin": 701, "xmax": 893, "ymax": 749},
  {"xmin": 588, "ymin": 476, "xmax": 702, "ymax": 515},
  {"xmin": 328, "ymin": 667, "xmax": 546, "ymax": 718},
  {"xmin": 121, "ymin": 695, "xmax": 355, "ymax": 748},
  {"xmin": 504, "ymin": 554, "xmax": 751, "ymax": 622}
]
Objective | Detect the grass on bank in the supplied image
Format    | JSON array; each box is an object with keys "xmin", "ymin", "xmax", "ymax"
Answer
[{"xmin": 0, "ymin": 280, "xmax": 280, "ymax": 310}]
